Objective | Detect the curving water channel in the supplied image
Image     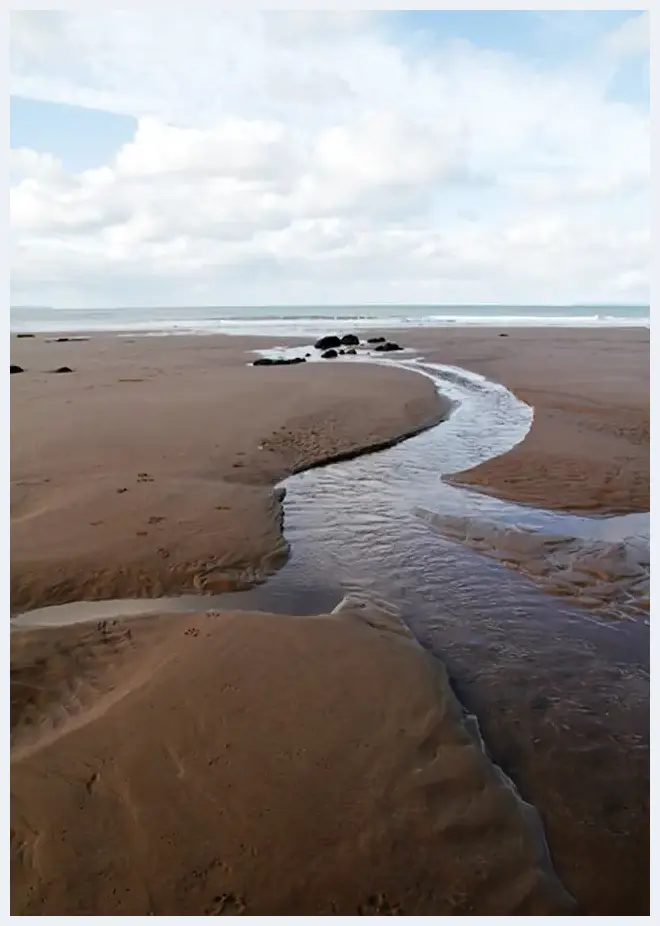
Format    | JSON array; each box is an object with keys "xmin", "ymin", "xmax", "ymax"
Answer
[
  {"xmin": 12, "ymin": 349, "xmax": 650, "ymax": 911},
  {"xmin": 15, "ymin": 350, "xmax": 649, "ymax": 630}
]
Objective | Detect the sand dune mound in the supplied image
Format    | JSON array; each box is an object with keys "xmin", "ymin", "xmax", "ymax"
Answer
[{"xmin": 11, "ymin": 599, "xmax": 574, "ymax": 915}]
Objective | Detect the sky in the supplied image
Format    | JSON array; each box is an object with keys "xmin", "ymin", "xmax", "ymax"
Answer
[{"xmin": 9, "ymin": 10, "xmax": 650, "ymax": 308}]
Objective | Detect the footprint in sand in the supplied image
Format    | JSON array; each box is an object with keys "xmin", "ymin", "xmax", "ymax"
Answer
[
  {"xmin": 204, "ymin": 893, "xmax": 246, "ymax": 915},
  {"xmin": 85, "ymin": 771, "xmax": 100, "ymax": 795},
  {"xmin": 357, "ymin": 894, "xmax": 403, "ymax": 915}
]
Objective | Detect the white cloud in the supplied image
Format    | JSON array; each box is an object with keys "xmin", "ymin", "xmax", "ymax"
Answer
[
  {"xmin": 604, "ymin": 12, "xmax": 649, "ymax": 59},
  {"xmin": 9, "ymin": 11, "xmax": 649, "ymax": 306}
]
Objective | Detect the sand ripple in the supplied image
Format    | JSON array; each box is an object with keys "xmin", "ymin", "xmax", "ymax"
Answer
[{"xmin": 414, "ymin": 510, "xmax": 649, "ymax": 620}]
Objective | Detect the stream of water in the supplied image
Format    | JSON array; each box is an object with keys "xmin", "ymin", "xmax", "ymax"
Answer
[{"xmin": 12, "ymin": 349, "xmax": 649, "ymax": 910}]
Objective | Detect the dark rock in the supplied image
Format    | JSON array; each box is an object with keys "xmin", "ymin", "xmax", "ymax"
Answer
[
  {"xmin": 339, "ymin": 349, "xmax": 346, "ymax": 355},
  {"xmin": 346, "ymin": 348, "xmax": 357, "ymax": 355},
  {"xmin": 46, "ymin": 336, "xmax": 89, "ymax": 343},
  {"xmin": 321, "ymin": 349, "xmax": 338, "ymax": 359},
  {"xmin": 253, "ymin": 356, "xmax": 306, "ymax": 367},
  {"xmin": 16, "ymin": 333, "xmax": 34, "ymax": 338},
  {"xmin": 373, "ymin": 341, "xmax": 403, "ymax": 353},
  {"xmin": 52, "ymin": 366, "xmax": 74, "ymax": 373},
  {"xmin": 340, "ymin": 334, "xmax": 359, "ymax": 346},
  {"xmin": 367, "ymin": 336, "xmax": 386, "ymax": 344},
  {"xmin": 10, "ymin": 365, "xmax": 23, "ymax": 374},
  {"xmin": 499, "ymin": 333, "xmax": 509, "ymax": 337},
  {"xmin": 305, "ymin": 353, "xmax": 311, "ymax": 357},
  {"xmin": 314, "ymin": 335, "xmax": 342, "ymax": 350}
]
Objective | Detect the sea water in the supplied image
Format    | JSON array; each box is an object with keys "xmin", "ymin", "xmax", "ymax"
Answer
[{"xmin": 10, "ymin": 302, "xmax": 650, "ymax": 336}]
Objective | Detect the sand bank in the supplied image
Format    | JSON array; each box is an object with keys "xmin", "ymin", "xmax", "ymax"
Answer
[
  {"xmin": 393, "ymin": 327, "xmax": 648, "ymax": 515},
  {"xmin": 9, "ymin": 328, "xmax": 649, "ymax": 915},
  {"xmin": 11, "ymin": 336, "xmax": 447, "ymax": 611},
  {"xmin": 10, "ymin": 597, "xmax": 574, "ymax": 915}
]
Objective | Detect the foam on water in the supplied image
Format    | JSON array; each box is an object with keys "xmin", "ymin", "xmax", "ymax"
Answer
[{"xmin": 11, "ymin": 303, "xmax": 649, "ymax": 336}]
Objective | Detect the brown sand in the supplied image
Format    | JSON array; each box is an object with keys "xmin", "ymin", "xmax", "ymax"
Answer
[
  {"xmin": 11, "ymin": 336, "xmax": 447, "ymax": 611},
  {"xmin": 392, "ymin": 327, "xmax": 649, "ymax": 514},
  {"xmin": 10, "ymin": 327, "xmax": 648, "ymax": 915},
  {"xmin": 12, "ymin": 329, "xmax": 648, "ymax": 614},
  {"xmin": 10, "ymin": 597, "xmax": 574, "ymax": 915}
]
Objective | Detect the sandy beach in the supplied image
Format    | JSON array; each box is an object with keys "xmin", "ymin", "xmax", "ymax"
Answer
[
  {"xmin": 11, "ymin": 337, "xmax": 447, "ymax": 611},
  {"xmin": 10, "ymin": 596, "xmax": 574, "ymax": 915},
  {"xmin": 390, "ymin": 327, "xmax": 649, "ymax": 515},
  {"xmin": 10, "ymin": 327, "xmax": 649, "ymax": 915},
  {"xmin": 11, "ymin": 328, "xmax": 649, "ymax": 614}
]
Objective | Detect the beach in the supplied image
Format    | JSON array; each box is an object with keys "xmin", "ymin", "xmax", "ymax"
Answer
[
  {"xmin": 10, "ymin": 327, "xmax": 649, "ymax": 915},
  {"xmin": 11, "ymin": 336, "xmax": 448, "ymax": 611},
  {"xmin": 400, "ymin": 327, "xmax": 649, "ymax": 515},
  {"xmin": 11, "ymin": 597, "xmax": 574, "ymax": 915}
]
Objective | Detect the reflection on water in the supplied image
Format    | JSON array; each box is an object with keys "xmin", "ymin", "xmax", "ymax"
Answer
[{"xmin": 12, "ymin": 355, "xmax": 649, "ymax": 913}]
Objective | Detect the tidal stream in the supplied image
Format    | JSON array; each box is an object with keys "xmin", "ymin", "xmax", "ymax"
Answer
[{"xmin": 13, "ymin": 351, "xmax": 649, "ymax": 912}]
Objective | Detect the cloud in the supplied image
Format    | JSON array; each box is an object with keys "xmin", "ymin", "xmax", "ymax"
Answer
[
  {"xmin": 9, "ymin": 11, "xmax": 649, "ymax": 306},
  {"xmin": 603, "ymin": 12, "xmax": 649, "ymax": 58}
]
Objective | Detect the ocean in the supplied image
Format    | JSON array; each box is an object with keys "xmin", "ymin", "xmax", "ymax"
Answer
[{"xmin": 10, "ymin": 303, "xmax": 649, "ymax": 336}]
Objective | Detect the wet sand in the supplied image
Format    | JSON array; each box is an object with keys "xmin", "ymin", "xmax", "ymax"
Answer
[
  {"xmin": 394, "ymin": 327, "xmax": 649, "ymax": 515},
  {"xmin": 10, "ymin": 327, "xmax": 649, "ymax": 915},
  {"xmin": 11, "ymin": 336, "xmax": 447, "ymax": 611},
  {"xmin": 10, "ymin": 596, "xmax": 574, "ymax": 915},
  {"xmin": 11, "ymin": 328, "xmax": 648, "ymax": 614}
]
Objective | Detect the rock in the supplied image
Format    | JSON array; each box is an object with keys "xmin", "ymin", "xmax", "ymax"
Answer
[
  {"xmin": 305, "ymin": 353, "xmax": 311, "ymax": 358},
  {"xmin": 346, "ymin": 348, "xmax": 357, "ymax": 355},
  {"xmin": 52, "ymin": 366, "xmax": 74, "ymax": 373},
  {"xmin": 253, "ymin": 357, "xmax": 306, "ymax": 367},
  {"xmin": 339, "ymin": 349, "xmax": 346, "ymax": 355},
  {"xmin": 373, "ymin": 341, "xmax": 404, "ymax": 353},
  {"xmin": 499, "ymin": 333, "xmax": 509, "ymax": 337},
  {"xmin": 340, "ymin": 334, "xmax": 359, "ymax": 345},
  {"xmin": 10, "ymin": 365, "xmax": 23, "ymax": 374},
  {"xmin": 367, "ymin": 336, "xmax": 386, "ymax": 343},
  {"xmin": 16, "ymin": 333, "xmax": 34, "ymax": 338},
  {"xmin": 314, "ymin": 335, "xmax": 342, "ymax": 350},
  {"xmin": 321, "ymin": 349, "xmax": 338, "ymax": 359}
]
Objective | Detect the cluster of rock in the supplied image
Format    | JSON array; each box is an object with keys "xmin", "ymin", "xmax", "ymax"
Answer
[
  {"xmin": 10, "ymin": 365, "xmax": 75, "ymax": 375},
  {"xmin": 252, "ymin": 332, "xmax": 405, "ymax": 368},
  {"xmin": 314, "ymin": 334, "xmax": 359, "ymax": 350},
  {"xmin": 372, "ymin": 341, "xmax": 403, "ymax": 353},
  {"xmin": 314, "ymin": 333, "xmax": 403, "ymax": 358},
  {"xmin": 253, "ymin": 356, "xmax": 307, "ymax": 367}
]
